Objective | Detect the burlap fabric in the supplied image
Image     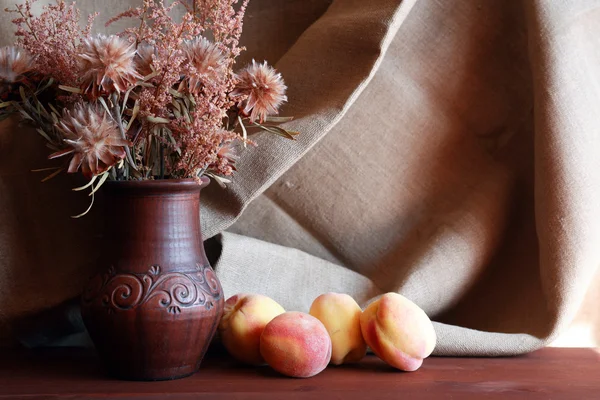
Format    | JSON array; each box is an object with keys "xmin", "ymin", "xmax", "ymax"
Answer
[{"xmin": 1, "ymin": 0, "xmax": 599, "ymax": 353}]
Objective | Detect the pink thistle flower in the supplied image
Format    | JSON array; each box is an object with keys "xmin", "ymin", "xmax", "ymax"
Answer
[
  {"xmin": 79, "ymin": 35, "xmax": 141, "ymax": 95},
  {"xmin": 134, "ymin": 42, "xmax": 156, "ymax": 78},
  {"xmin": 49, "ymin": 103, "xmax": 132, "ymax": 178},
  {"xmin": 0, "ymin": 46, "xmax": 34, "ymax": 86},
  {"xmin": 232, "ymin": 60, "xmax": 287, "ymax": 123},
  {"xmin": 209, "ymin": 142, "xmax": 239, "ymax": 176},
  {"xmin": 183, "ymin": 37, "xmax": 227, "ymax": 94}
]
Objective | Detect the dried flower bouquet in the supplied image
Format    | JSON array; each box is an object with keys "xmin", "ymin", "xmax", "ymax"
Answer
[{"xmin": 1, "ymin": 0, "xmax": 295, "ymax": 216}]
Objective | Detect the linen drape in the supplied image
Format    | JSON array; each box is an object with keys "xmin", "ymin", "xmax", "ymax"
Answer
[{"xmin": 1, "ymin": 0, "xmax": 599, "ymax": 353}]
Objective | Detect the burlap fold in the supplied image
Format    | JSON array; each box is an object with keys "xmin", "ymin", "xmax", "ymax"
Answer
[{"xmin": 1, "ymin": 0, "xmax": 599, "ymax": 353}]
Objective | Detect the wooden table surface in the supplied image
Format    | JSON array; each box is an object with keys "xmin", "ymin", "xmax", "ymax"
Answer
[{"xmin": 0, "ymin": 347, "xmax": 598, "ymax": 399}]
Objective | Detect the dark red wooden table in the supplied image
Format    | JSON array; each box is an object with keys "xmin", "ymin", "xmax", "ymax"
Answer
[{"xmin": 0, "ymin": 347, "xmax": 598, "ymax": 399}]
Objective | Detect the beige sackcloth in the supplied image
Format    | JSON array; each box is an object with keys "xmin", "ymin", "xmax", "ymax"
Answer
[{"xmin": 1, "ymin": 0, "xmax": 599, "ymax": 354}]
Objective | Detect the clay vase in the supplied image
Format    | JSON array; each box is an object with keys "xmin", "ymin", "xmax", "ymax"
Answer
[{"xmin": 80, "ymin": 178, "xmax": 224, "ymax": 381}]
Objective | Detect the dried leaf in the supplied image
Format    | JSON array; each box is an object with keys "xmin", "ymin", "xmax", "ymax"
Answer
[
  {"xmin": 180, "ymin": 102, "xmax": 191, "ymax": 123},
  {"xmin": 141, "ymin": 71, "xmax": 160, "ymax": 82},
  {"xmin": 71, "ymin": 193, "xmax": 94, "ymax": 219},
  {"xmin": 35, "ymin": 78, "xmax": 54, "ymax": 95},
  {"xmin": 48, "ymin": 103, "xmax": 60, "ymax": 115},
  {"xmin": 205, "ymin": 172, "xmax": 231, "ymax": 188},
  {"xmin": 36, "ymin": 128, "xmax": 53, "ymax": 143},
  {"xmin": 41, "ymin": 168, "xmax": 63, "ymax": 182},
  {"xmin": 19, "ymin": 86, "xmax": 28, "ymax": 104},
  {"xmin": 72, "ymin": 175, "xmax": 97, "ymax": 191},
  {"xmin": 169, "ymin": 88, "xmax": 184, "ymax": 98},
  {"xmin": 45, "ymin": 142, "xmax": 60, "ymax": 151},
  {"xmin": 253, "ymin": 123, "xmax": 297, "ymax": 140},
  {"xmin": 121, "ymin": 89, "xmax": 132, "ymax": 115},
  {"xmin": 126, "ymin": 100, "xmax": 140, "ymax": 131},
  {"xmin": 58, "ymin": 85, "xmax": 82, "ymax": 94},
  {"xmin": 0, "ymin": 101, "xmax": 14, "ymax": 109},
  {"xmin": 264, "ymin": 116, "xmax": 294, "ymax": 123},
  {"xmin": 166, "ymin": 130, "xmax": 182, "ymax": 156},
  {"xmin": 129, "ymin": 167, "xmax": 143, "ymax": 179},
  {"xmin": 146, "ymin": 115, "xmax": 170, "ymax": 124},
  {"xmin": 34, "ymin": 98, "xmax": 51, "ymax": 120},
  {"xmin": 12, "ymin": 103, "xmax": 33, "ymax": 120},
  {"xmin": 18, "ymin": 108, "xmax": 33, "ymax": 120},
  {"xmin": 48, "ymin": 147, "xmax": 74, "ymax": 159},
  {"xmin": 89, "ymin": 171, "xmax": 110, "ymax": 196},
  {"xmin": 144, "ymin": 134, "xmax": 154, "ymax": 168},
  {"xmin": 31, "ymin": 166, "xmax": 62, "ymax": 172},
  {"xmin": 98, "ymin": 97, "xmax": 112, "ymax": 116},
  {"xmin": 238, "ymin": 115, "xmax": 247, "ymax": 148}
]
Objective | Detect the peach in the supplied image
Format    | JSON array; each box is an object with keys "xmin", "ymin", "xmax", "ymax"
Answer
[
  {"xmin": 360, "ymin": 293, "xmax": 436, "ymax": 371},
  {"xmin": 218, "ymin": 293, "xmax": 285, "ymax": 365},
  {"xmin": 260, "ymin": 312, "xmax": 332, "ymax": 378},
  {"xmin": 309, "ymin": 293, "xmax": 367, "ymax": 365}
]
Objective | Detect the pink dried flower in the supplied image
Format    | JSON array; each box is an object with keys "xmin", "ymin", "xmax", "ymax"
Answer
[
  {"xmin": 232, "ymin": 60, "xmax": 287, "ymax": 123},
  {"xmin": 183, "ymin": 37, "xmax": 227, "ymax": 94},
  {"xmin": 209, "ymin": 142, "xmax": 239, "ymax": 176},
  {"xmin": 0, "ymin": 46, "xmax": 34, "ymax": 85},
  {"xmin": 49, "ymin": 103, "xmax": 131, "ymax": 178},
  {"xmin": 87, "ymin": 0, "xmax": 252, "ymax": 179},
  {"xmin": 134, "ymin": 43, "xmax": 156, "ymax": 78},
  {"xmin": 6, "ymin": 0, "xmax": 97, "ymax": 84},
  {"xmin": 79, "ymin": 35, "xmax": 141, "ymax": 96}
]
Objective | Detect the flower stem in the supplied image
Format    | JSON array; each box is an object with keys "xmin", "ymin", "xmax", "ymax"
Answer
[
  {"xmin": 16, "ymin": 8, "xmax": 39, "ymax": 41},
  {"xmin": 159, "ymin": 144, "xmax": 165, "ymax": 179},
  {"xmin": 110, "ymin": 92, "xmax": 137, "ymax": 175}
]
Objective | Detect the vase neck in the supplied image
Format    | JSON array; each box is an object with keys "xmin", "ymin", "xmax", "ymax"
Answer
[{"xmin": 102, "ymin": 180, "xmax": 207, "ymax": 274}]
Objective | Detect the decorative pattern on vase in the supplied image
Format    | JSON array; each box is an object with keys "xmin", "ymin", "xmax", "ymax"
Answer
[{"xmin": 82, "ymin": 264, "xmax": 222, "ymax": 314}]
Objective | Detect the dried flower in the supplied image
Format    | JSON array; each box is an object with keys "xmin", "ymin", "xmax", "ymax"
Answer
[
  {"xmin": 0, "ymin": 46, "xmax": 33, "ymax": 87},
  {"xmin": 208, "ymin": 142, "xmax": 239, "ymax": 176},
  {"xmin": 6, "ymin": 0, "xmax": 97, "ymax": 84},
  {"xmin": 7, "ymin": 0, "xmax": 293, "ymax": 191},
  {"xmin": 49, "ymin": 103, "xmax": 131, "ymax": 178},
  {"xmin": 134, "ymin": 43, "xmax": 156, "ymax": 78},
  {"xmin": 232, "ymin": 60, "xmax": 287, "ymax": 123},
  {"xmin": 183, "ymin": 37, "xmax": 227, "ymax": 94},
  {"xmin": 79, "ymin": 35, "xmax": 141, "ymax": 95}
]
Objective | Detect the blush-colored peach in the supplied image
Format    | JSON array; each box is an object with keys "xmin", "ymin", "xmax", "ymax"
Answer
[
  {"xmin": 260, "ymin": 312, "xmax": 332, "ymax": 378},
  {"xmin": 309, "ymin": 293, "xmax": 367, "ymax": 365},
  {"xmin": 218, "ymin": 293, "xmax": 285, "ymax": 365},
  {"xmin": 360, "ymin": 293, "xmax": 436, "ymax": 371}
]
